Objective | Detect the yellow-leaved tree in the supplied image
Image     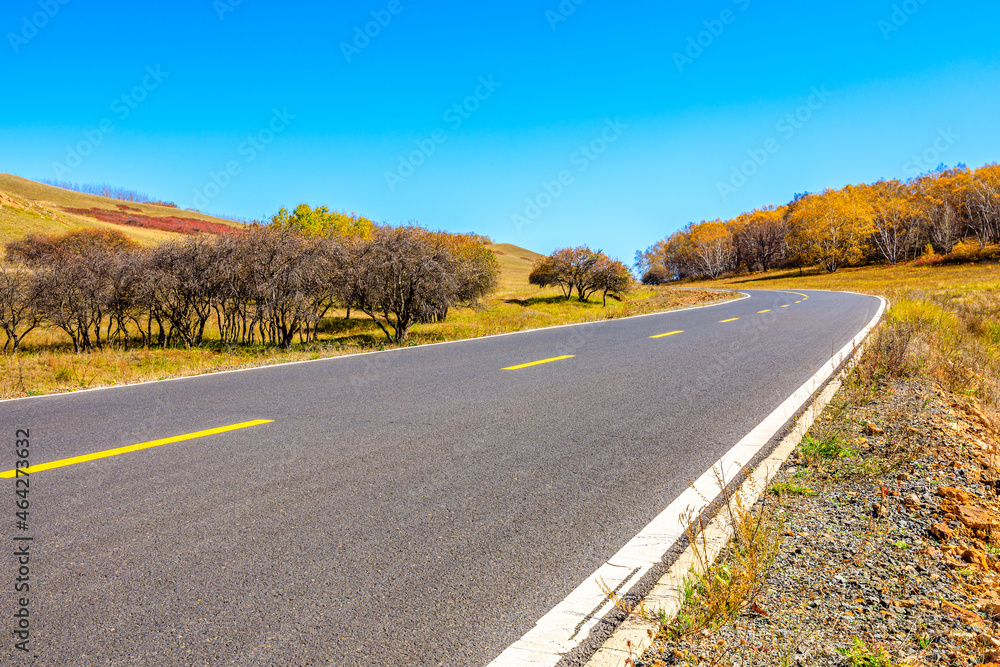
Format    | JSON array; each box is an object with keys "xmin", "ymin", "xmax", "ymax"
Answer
[
  {"xmin": 271, "ymin": 203, "xmax": 375, "ymax": 239},
  {"xmin": 788, "ymin": 186, "xmax": 874, "ymax": 272}
]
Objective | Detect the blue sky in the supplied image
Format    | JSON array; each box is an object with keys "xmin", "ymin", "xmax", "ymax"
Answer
[{"xmin": 3, "ymin": 0, "xmax": 999, "ymax": 262}]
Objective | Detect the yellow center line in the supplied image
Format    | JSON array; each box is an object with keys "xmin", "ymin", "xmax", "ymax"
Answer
[
  {"xmin": 781, "ymin": 305, "xmax": 791, "ymax": 308},
  {"xmin": 778, "ymin": 290, "xmax": 810, "ymax": 300},
  {"xmin": 0, "ymin": 420, "xmax": 274, "ymax": 478},
  {"xmin": 795, "ymin": 301, "xmax": 802, "ymax": 304},
  {"xmin": 649, "ymin": 330, "xmax": 684, "ymax": 339},
  {"xmin": 757, "ymin": 310, "xmax": 771, "ymax": 314},
  {"xmin": 503, "ymin": 355, "xmax": 575, "ymax": 371},
  {"xmin": 719, "ymin": 318, "xmax": 739, "ymax": 323}
]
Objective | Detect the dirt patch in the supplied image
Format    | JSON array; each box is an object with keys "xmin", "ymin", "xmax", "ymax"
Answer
[{"xmin": 59, "ymin": 207, "xmax": 234, "ymax": 235}]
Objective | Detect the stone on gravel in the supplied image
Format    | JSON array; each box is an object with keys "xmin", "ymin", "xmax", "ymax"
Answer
[
  {"xmin": 938, "ymin": 486, "xmax": 973, "ymax": 502},
  {"xmin": 930, "ymin": 521, "xmax": 955, "ymax": 541},
  {"xmin": 957, "ymin": 505, "xmax": 1000, "ymax": 532}
]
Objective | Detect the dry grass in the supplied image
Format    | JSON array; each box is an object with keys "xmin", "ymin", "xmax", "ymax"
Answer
[{"xmin": 667, "ymin": 494, "xmax": 784, "ymax": 641}]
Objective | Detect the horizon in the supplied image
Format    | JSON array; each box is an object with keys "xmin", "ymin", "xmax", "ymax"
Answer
[{"xmin": 3, "ymin": 0, "xmax": 1000, "ymax": 261}]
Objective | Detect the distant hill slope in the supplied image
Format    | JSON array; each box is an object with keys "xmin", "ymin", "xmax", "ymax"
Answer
[
  {"xmin": 486, "ymin": 242, "xmax": 544, "ymax": 293},
  {"xmin": 0, "ymin": 173, "xmax": 245, "ymax": 246}
]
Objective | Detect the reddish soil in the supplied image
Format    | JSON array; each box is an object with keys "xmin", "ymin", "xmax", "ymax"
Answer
[{"xmin": 60, "ymin": 207, "xmax": 235, "ymax": 235}]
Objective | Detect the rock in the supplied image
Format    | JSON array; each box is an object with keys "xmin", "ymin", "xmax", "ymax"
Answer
[
  {"xmin": 866, "ymin": 423, "xmax": 885, "ymax": 435},
  {"xmin": 978, "ymin": 634, "xmax": 1000, "ymax": 649},
  {"xmin": 917, "ymin": 545, "xmax": 940, "ymax": 558},
  {"xmin": 873, "ymin": 503, "xmax": 888, "ymax": 518},
  {"xmin": 979, "ymin": 602, "xmax": 1000, "ymax": 618},
  {"xmin": 957, "ymin": 505, "xmax": 1000, "ymax": 532},
  {"xmin": 930, "ymin": 522, "xmax": 954, "ymax": 541},
  {"xmin": 940, "ymin": 600, "xmax": 986, "ymax": 627},
  {"xmin": 962, "ymin": 548, "xmax": 992, "ymax": 570},
  {"xmin": 897, "ymin": 472, "xmax": 912, "ymax": 482},
  {"xmin": 984, "ymin": 650, "xmax": 1000, "ymax": 663},
  {"xmin": 903, "ymin": 493, "xmax": 921, "ymax": 508},
  {"xmin": 937, "ymin": 486, "xmax": 973, "ymax": 503}
]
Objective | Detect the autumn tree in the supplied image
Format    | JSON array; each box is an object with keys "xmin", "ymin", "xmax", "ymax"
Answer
[
  {"xmin": 788, "ymin": 187, "xmax": 874, "ymax": 272},
  {"xmin": 863, "ymin": 180, "xmax": 923, "ymax": 264},
  {"xmin": 688, "ymin": 221, "xmax": 734, "ymax": 279},
  {"xmin": 271, "ymin": 203, "xmax": 375, "ymax": 239},
  {"xmin": 529, "ymin": 246, "xmax": 626, "ymax": 302},
  {"xmin": 592, "ymin": 256, "xmax": 633, "ymax": 306},
  {"xmin": 637, "ymin": 232, "xmax": 696, "ymax": 283},
  {"xmin": 730, "ymin": 207, "xmax": 786, "ymax": 272},
  {"xmin": 419, "ymin": 231, "xmax": 500, "ymax": 321}
]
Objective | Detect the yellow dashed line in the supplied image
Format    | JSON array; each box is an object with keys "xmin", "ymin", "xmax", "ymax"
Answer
[
  {"xmin": 719, "ymin": 318, "xmax": 739, "ymax": 323},
  {"xmin": 757, "ymin": 310, "xmax": 771, "ymax": 314},
  {"xmin": 0, "ymin": 420, "xmax": 274, "ymax": 478},
  {"xmin": 781, "ymin": 305, "xmax": 791, "ymax": 308},
  {"xmin": 503, "ymin": 355, "xmax": 576, "ymax": 371},
  {"xmin": 650, "ymin": 330, "xmax": 684, "ymax": 339}
]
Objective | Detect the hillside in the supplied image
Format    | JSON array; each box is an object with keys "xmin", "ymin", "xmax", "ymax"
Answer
[
  {"xmin": 485, "ymin": 242, "xmax": 545, "ymax": 295},
  {"xmin": 0, "ymin": 173, "xmax": 245, "ymax": 246}
]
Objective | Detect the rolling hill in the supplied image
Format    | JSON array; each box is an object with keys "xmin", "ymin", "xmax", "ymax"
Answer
[{"xmin": 0, "ymin": 173, "xmax": 245, "ymax": 246}]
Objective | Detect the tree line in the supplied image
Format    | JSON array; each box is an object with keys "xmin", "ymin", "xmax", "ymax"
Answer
[
  {"xmin": 0, "ymin": 219, "xmax": 499, "ymax": 354},
  {"xmin": 40, "ymin": 179, "xmax": 177, "ymax": 208},
  {"xmin": 637, "ymin": 164, "xmax": 1000, "ymax": 282}
]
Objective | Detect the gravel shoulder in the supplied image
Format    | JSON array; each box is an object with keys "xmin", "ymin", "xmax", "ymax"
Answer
[{"xmin": 639, "ymin": 378, "xmax": 1000, "ymax": 667}]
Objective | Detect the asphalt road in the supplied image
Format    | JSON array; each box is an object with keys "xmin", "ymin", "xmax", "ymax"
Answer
[{"xmin": 1, "ymin": 289, "xmax": 882, "ymax": 666}]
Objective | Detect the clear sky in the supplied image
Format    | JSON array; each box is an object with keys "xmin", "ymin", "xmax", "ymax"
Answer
[{"xmin": 3, "ymin": 0, "xmax": 999, "ymax": 262}]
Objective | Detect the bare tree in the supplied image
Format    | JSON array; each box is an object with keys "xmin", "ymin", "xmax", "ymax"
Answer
[
  {"xmin": 343, "ymin": 227, "xmax": 475, "ymax": 344},
  {"xmin": 0, "ymin": 266, "xmax": 43, "ymax": 354}
]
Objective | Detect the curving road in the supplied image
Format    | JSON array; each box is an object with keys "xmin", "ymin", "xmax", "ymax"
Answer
[{"xmin": 1, "ymin": 289, "xmax": 882, "ymax": 666}]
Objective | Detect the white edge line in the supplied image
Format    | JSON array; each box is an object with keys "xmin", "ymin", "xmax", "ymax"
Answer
[
  {"xmin": 0, "ymin": 291, "xmax": 748, "ymax": 406},
  {"xmin": 486, "ymin": 294, "xmax": 887, "ymax": 667}
]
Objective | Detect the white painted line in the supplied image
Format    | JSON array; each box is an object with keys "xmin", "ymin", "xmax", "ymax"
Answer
[{"xmin": 487, "ymin": 294, "xmax": 887, "ymax": 667}]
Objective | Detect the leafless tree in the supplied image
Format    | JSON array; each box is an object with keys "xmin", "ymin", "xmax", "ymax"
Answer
[{"xmin": 0, "ymin": 266, "xmax": 43, "ymax": 354}]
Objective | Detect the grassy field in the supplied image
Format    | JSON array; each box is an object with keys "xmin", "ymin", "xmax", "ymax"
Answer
[{"xmin": 702, "ymin": 260, "xmax": 1000, "ymax": 411}]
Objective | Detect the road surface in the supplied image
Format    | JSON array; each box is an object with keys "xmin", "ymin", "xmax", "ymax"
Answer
[{"xmin": 1, "ymin": 289, "xmax": 882, "ymax": 666}]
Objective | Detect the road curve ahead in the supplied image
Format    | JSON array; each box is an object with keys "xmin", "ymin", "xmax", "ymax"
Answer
[{"xmin": 2, "ymin": 289, "xmax": 882, "ymax": 666}]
